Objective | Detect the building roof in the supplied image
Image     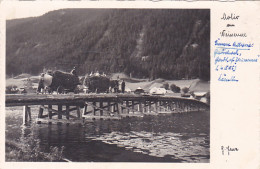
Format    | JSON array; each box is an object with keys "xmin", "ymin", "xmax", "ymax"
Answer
[{"xmin": 189, "ymin": 80, "xmax": 210, "ymax": 92}]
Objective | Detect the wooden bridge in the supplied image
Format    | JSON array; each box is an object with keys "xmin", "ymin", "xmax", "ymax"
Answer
[{"xmin": 6, "ymin": 94, "xmax": 210, "ymax": 124}]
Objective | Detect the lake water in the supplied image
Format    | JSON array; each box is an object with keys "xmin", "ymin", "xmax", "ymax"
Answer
[{"xmin": 5, "ymin": 106, "xmax": 210, "ymax": 162}]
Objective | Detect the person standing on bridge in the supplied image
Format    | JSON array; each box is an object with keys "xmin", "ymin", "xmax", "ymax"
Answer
[
  {"xmin": 71, "ymin": 66, "xmax": 78, "ymax": 77},
  {"xmin": 37, "ymin": 73, "xmax": 45, "ymax": 94},
  {"xmin": 121, "ymin": 80, "xmax": 125, "ymax": 93}
]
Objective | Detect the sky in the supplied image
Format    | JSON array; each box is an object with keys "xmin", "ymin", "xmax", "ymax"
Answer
[
  {"xmin": 1, "ymin": 2, "xmax": 66, "ymax": 20},
  {"xmin": 1, "ymin": 1, "xmax": 201, "ymax": 20}
]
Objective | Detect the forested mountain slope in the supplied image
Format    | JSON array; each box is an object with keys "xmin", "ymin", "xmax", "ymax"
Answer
[{"xmin": 6, "ymin": 9, "xmax": 210, "ymax": 80}]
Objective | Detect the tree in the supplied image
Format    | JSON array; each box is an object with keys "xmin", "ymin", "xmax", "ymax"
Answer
[
  {"xmin": 162, "ymin": 82, "xmax": 169, "ymax": 90},
  {"xmin": 170, "ymin": 84, "xmax": 180, "ymax": 93},
  {"xmin": 182, "ymin": 87, "xmax": 189, "ymax": 94}
]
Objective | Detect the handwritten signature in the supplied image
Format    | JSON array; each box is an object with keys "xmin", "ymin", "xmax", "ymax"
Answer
[{"xmin": 221, "ymin": 146, "xmax": 239, "ymax": 155}]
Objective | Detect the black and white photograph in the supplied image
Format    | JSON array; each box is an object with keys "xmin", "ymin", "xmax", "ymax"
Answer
[{"xmin": 5, "ymin": 8, "xmax": 210, "ymax": 162}]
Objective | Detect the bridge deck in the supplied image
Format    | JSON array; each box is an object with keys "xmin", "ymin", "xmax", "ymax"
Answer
[{"xmin": 6, "ymin": 94, "xmax": 209, "ymax": 107}]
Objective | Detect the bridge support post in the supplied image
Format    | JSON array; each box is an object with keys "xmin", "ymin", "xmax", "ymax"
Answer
[
  {"xmin": 159, "ymin": 101, "xmax": 162, "ymax": 112},
  {"xmin": 179, "ymin": 101, "xmax": 182, "ymax": 112},
  {"xmin": 173, "ymin": 101, "xmax": 177, "ymax": 112},
  {"xmin": 83, "ymin": 104, "xmax": 88, "ymax": 115},
  {"xmin": 76, "ymin": 106, "xmax": 81, "ymax": 118},
  {"xmin": 112, "ymin": 102, "xmax": 115, "ymax": 113},
  {"xmin": 143, "ymin": 101, "xmax": 146, "ymax": 113},
  {"xmin": 155, "ymin": 101, "xmax": 158, "ymax": 113},
  {"xmin": 100, "ymin": 102, "xmax": 103, "ymax": 116},
  {"xmin": 38, "ymin": 106, "xmax": 44, "ymax": 118},
  {"xmin": 179, "ymin": 102, "xmax": 183, "ymax": 112},
  {"xmin": 132, "ymin": 101, "xmax": 135, "ymax": 113},
  {"xmin": 165, "ymin": 101, "xmax": 168, "ymax": 112},
  {"xmin": 169, "ymin": 101, "xmax": 173, "ymax": 112},
  {"xmin": 165, "ymin": 101, "xmax": 168, "ymax": 111},
  {"xmin": 115, "ymin": 102, "xmax": 119, "ymax": 115},
  {"xmin": 66, "ymin": 105, "xmax": 70, "ymax": 120},
  {"xmin": 23, "ymin": 106, "xmax": 28, "ymax": 124},
  {"xmin": 28, "ymin": 107, "xmax": 31, "ymax": 121},
  {"xmin": 126, "ymin": 101, "xmax": 130, "ymax": 114},
  {"xmin": 175, "ymin": 101, "xmax": 178, "ymax": 112},
  {"xmin": 23, "ymin": 105, "xmax": 31, "ymax": 124},
  {"xmin": 118, "ymin": 102, "xmax": 122, "ymax": 115},
  {"xmin": 58, "ymin": 105, "xmax": 62, "ymax": 119},
  {"xmin": 147, "ymin": 101, "xmax": 151, "ymax": 113},
  {"xmin": 185, "ymin": 103, "xmax": 188, "ymax": 112},
  {"xmin": 93, "ymin": 102, "xmax": 96, "ymax": 115},
  {"xmin": 138, "ymin": 101, "xmax": 143, "ymax": 113},
  {"xmin": 107, "ymin": 102, "xmax": 111, "ymax": 114},
  {"xmin": 161, "ymin": 101, "xmax": 165, "ymax": 112},
  {"xmin": 48, "ymin": 105, "xmax": 52, "ymax": 119},
  {"xmin": 167, "ymin": 101, "xmax": 170, "ymax": 111}
]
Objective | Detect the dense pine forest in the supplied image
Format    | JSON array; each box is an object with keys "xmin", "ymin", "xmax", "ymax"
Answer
[{"xmin": 6, "ymin": 9, "xmax": 210, "ymax": 80}]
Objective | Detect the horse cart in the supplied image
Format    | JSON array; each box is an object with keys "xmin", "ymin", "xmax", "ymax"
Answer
[
  {"xmin": 83, "ymin": 75, "xmax": 121, "ymax": 93},
  {"xmin": 38, "ymin": 70, "xmax": 80, "ymax": 94},
  {"xmin": 84, "ymin": 76, "xmax": 110, "ymax": 93}
]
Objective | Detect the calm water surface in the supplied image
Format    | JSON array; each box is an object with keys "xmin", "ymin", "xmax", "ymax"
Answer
[{"xmin": 6, "ymin": 106, "xmax": 210, "ymax": 162}]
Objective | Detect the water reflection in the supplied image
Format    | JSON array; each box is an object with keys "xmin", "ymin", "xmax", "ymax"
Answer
[
  {"xmin": 91, "ymin": 131, "xmax": 209, "ymax": 162},
  {"xmin": 6, "ymin": 107, "xmax": 209, "ymax": 162}
]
